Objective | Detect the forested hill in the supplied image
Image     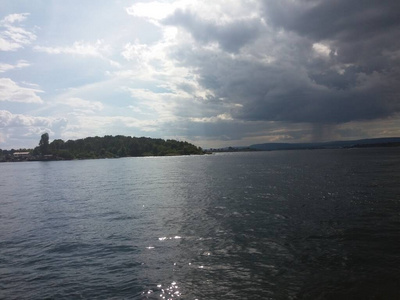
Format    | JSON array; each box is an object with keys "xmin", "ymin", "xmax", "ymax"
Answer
[
  {"xmin": 250, "ymin": 137, "xmax": 400, "ymax": 151},
  {"xmin": 34, "ymin": 135, "xmax": 204, "ymax": 159}
]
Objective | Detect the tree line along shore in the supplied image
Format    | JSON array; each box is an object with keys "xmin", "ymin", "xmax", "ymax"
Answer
[{"xmin": 1, "ymin": 134, "xmax": 204, "ymax": 162}]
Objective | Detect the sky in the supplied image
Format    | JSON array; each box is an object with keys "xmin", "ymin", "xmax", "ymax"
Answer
[{"xmin": 1, "ymin": 0, "xmax": 400, "ymax": 149}]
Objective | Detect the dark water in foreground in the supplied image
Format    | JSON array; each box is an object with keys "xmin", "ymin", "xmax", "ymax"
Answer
[{"xmin": 1, "ymin": 148, "xmax": 399, "ymax": 299}]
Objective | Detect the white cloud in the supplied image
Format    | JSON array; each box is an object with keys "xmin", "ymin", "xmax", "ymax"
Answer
[
  {"xmin": 0, "ymin": 109, "xmax": 66, "ymax": 128},
  {"xmin": 127, "ymin": 88, "xmax": 178, "ymax": 120},
  {"xmin": 0, "ymin": 78, "xmax": 43, "ymax": 103},
  {"xmin": 122, "ymin": 42, "xmax": 150, "ymax": 62},
  {"xmin": 120, "ymin": 39, "xmax": 177, "ymax": 75},
  {"xmin": 119, "ymin": 38, "xmax": 216, "ymax": 111},
  {"xmin": 312, "ymin": 42, "xmax": 331, "ymax": 57},
  {"xmin": 34, "ymin": 40, "xmax": 108, "ymax": 56},
  {"xmin": 61, "ymin": 115, "xmax": 160, "ymax": 141},
  {"xmin": 34, "ymin": 40, "xmax": 120, "ymax": 66},
  {"xmin": 0, "ymin": 60, "xmax": 30, "ymax": 73},
  {"xmin": 61, "ymin": 97, "xmax": 104, "ymax": 112},
  {"xmin": 2, "ymin": 13, "xmax": 29, "ymax": 24},
  {"xmin": 0, "ymin": 110, "xmax": 68, "ymax": 149},
  {"xmin": 126, "ymin": 1, "xmax": 178, "ymax": 21},
  {"xmin": 0, "ymin": 13, "xmax": 36, "ymax": 51},
  {"xmin": 190, "ymin": 113, "xmax": 233, "ymax": 123}
]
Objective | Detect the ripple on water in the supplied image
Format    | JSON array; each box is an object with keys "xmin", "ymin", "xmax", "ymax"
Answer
[{"xmin": 1, "ymin": 149, "xmax": 400, "ymax": 299}]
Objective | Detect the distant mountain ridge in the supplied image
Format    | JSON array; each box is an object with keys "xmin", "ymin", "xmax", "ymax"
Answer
[{"xmin": 250, "ymin": 137, "xmax": 400, "ymax": 151}]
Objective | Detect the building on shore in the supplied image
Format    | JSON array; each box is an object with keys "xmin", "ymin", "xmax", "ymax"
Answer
[{"xmin": 13, "ymin": 152, "xmax": 31, "ymax": 159}]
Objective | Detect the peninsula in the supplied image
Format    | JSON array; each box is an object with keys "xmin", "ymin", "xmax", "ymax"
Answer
[{"xmin": 0, "ymin": 134, "xmax": 204, "ymax": 162}]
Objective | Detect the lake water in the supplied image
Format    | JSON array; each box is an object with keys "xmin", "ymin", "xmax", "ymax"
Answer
[{"xmin": 1, "ymin": 148, "xmax": 399, "ymax": 299}]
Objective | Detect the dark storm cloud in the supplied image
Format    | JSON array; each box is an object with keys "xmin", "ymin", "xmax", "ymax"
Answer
[
  {"xmin": 259, "ymin": 0, "xmax": 400, "ymax": 123},
  {"xmin": 264, "ymin": 0, "xmax": 400, "ymax": 40},
  {"xmin": 263, "ymin": 0, "xmax": 400, "ymax": 68},
  {"xmin": 190, "ymin": 53, "xmax": 399, "ymax": 124},
  {"xmin": 163, "ymin": 9, "xmax": 264, "ymax": 52},
  {"xmin": 168, "ymin": 0, "xmax": 400, "ymax": 126}
]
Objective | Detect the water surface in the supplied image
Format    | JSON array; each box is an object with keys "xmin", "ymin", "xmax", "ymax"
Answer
[{"xmin": 1, "ymin": 148, "xmax": 399, "ymax": 299}]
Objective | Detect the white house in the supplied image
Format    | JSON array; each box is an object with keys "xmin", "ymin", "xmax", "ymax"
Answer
[{"xmin": 13, "ymin": 152, "xmax": 31, "ymax": 158}]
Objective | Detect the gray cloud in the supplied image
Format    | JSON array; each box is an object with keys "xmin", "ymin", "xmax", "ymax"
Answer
[
  {"xmin": 166, "ymin": 0, "xmax": 400, "ymax": 129},
  {"xmin": 263, "ymin": 0, "xmax": 400, "ymax": 69},
  {"xmin": 163, "ymin": 9, "xmax": 264, "ymax": 52}
]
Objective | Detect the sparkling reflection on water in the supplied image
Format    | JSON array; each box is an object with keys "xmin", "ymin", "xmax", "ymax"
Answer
[{"xmin": 0, "ymin": 148, "xmax": 400, "ymax": 299}]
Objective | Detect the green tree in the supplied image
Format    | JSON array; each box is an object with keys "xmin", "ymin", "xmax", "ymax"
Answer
[
  {"xmin": 33, "ymin": 147, "xmax": 40, "ymax": 156},
  {"xmin": 39, "ymin": 133, "xmax": 49, "ymax": 155},
  {"xmin": 49, "ymin": 139, "xmax": 65, "ymax": 154},
  {"xmin": 58, "ymin": 150, "xmax": 74, "ymax": 160}
]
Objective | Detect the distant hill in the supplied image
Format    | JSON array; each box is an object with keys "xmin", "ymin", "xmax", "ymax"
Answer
[{"xmin": 250, "ymin": 137, "xmax": 400, "ymax": 151}]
